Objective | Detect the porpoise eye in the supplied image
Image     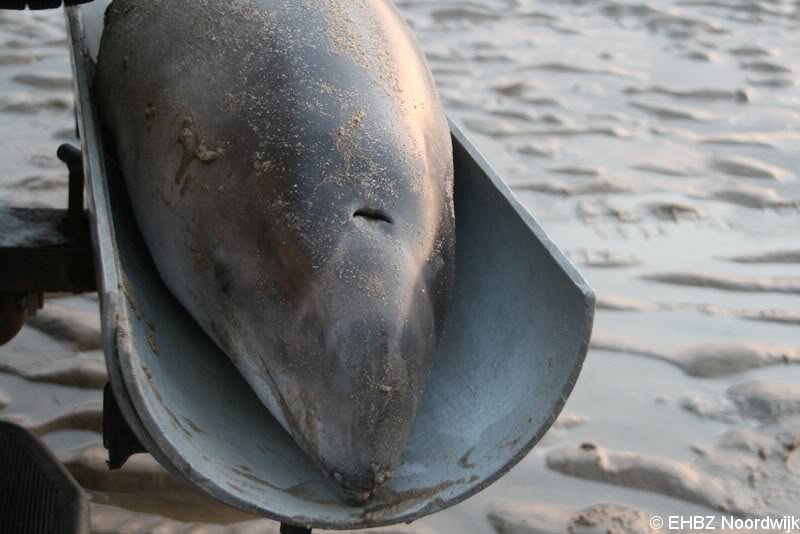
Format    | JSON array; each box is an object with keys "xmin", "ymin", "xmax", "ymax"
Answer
[{"xmin": 214, "ymin": 261, "xmax": 233, "ymax": 295}]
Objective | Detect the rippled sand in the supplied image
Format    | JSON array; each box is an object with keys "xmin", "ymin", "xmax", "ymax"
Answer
[{"xmin": 1, "ymin": 1, "xmax": 798, "ymax": 533}]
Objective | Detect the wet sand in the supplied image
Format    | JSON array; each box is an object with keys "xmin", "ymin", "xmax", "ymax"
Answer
[{"xmin": 1, "ymin": 1, "xmax": 799, "ymax": 533}]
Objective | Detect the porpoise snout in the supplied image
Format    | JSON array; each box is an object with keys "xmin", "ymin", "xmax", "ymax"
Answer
[
  {"xmin": 254, "ymin": 200, "xmax": 446, "ymax": 504},
  {"xmin": 296, "ymin": 224, "xmax": 437, "ymax": 502},
  {"xmin": 315, "ymin": 307, "xmax": 420, "ymax": 504},
  {"xmin": 332, "ymin": 462, "xmax": 396, "ymax": 505}
]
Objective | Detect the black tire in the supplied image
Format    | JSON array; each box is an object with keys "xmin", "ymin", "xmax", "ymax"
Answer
[{"xmin": 0, "ymin": 0, "xmax": 93, "ymax": 9}]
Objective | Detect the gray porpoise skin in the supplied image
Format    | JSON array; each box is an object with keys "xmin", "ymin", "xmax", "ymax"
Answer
[{"xmin": 96, "ymin": 0, "xmax": 455, "ymax": 503}]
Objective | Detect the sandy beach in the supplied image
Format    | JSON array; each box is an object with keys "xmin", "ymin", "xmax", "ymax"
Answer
[{"xmin": 1, "ymin": 1, "xmax": 799, "ymax": 533}]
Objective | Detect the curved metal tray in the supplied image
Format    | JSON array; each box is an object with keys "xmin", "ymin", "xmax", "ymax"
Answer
[{"xmin": 65, "ymin": 2, "xmax": 594, "ymax": 529}]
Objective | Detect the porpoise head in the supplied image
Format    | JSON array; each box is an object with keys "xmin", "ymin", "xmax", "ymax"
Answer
[
  {"xmin": 205, "ymin": 97, "xmax": 455, "ymax": 502},
  {"xmin": 196, "ymin": 3, "xmax": 456, "ymax": 503},
  {"xmin": 97, "ymin": 0, "xmax": 455, "ymax": 503}
]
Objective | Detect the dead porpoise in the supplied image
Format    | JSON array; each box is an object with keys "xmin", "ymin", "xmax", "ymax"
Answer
[{"xmin": 96, "ymin": 0, "xmax": 455, "ymax": 503}]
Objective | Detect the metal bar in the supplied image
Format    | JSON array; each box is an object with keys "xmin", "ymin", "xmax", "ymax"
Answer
[
  {"xmin": 0, "ymin": 207, "xmax": 95, "ymax": 294},
  {"xmin": 280, "ymin": 525, "xmax": 312, "ymax": 534},
  {"xmin": 103, "ymin": 384, "xmax": 147, "ymax": 470},
  {"xmin": 0, "ymin": 293, "xmax": 25, "ymax": 346},
  {"xmin": 0, "ymin": 1, "xmax": 93, "ymax": 9},
  {"xmin": 58, "ymin": 143, "xmax": 85, "ymax": 224}
]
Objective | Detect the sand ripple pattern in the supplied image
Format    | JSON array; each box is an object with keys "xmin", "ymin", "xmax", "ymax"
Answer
[{"xmin": 397, "ymin": 0, "xmax": 800, "ymax": 531}]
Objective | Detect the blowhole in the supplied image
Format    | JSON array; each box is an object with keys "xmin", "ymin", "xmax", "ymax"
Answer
[{"xmin": 353, "ymin": 208, "xmax": 393, "ymax": 225}]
